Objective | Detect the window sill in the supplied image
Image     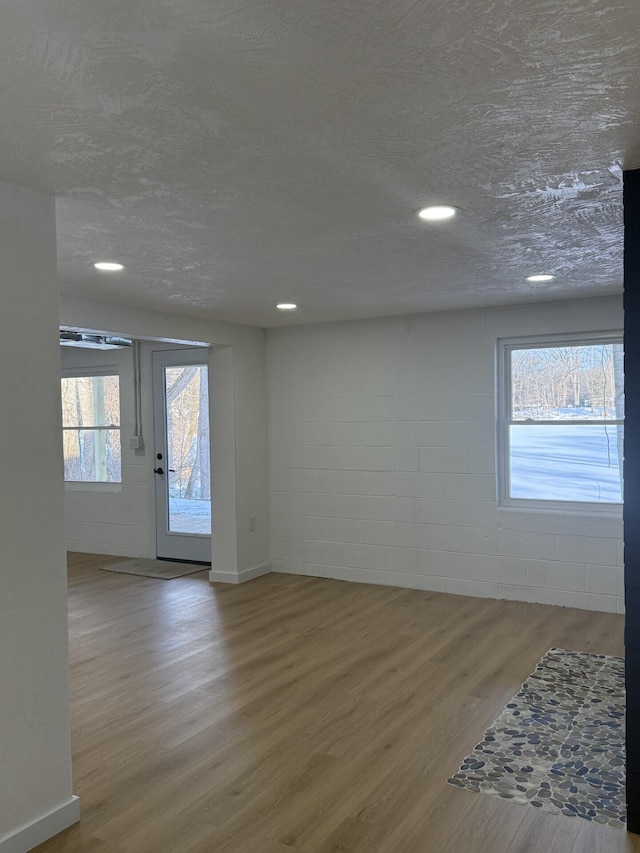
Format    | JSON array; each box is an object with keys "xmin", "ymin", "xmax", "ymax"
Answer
[
  {"xmin": 497, "ymin": 502, "xmax": 622, "ymax": 519},
  {"xmin": 64, "ymin": 482, "xmax": 122, "ymax": 493}
]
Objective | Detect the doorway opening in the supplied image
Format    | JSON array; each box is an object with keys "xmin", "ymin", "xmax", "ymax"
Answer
[
  {"xmin": 59, "ymin": 328, "xmax": 213, "ymax": 567},
  {"xmin": 152, "ymin": 348, "xmax": 211, "ymax": 564}
]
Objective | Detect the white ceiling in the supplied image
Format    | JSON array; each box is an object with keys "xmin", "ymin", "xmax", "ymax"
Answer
[{"xmin": 1, "ymin": 0, "xmax": 639, "ymax": 327}]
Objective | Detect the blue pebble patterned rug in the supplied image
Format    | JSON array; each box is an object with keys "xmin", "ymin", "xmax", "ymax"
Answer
[{"xmin": 448, "ymin": 648, "xmax": 625, "ymax": 829}]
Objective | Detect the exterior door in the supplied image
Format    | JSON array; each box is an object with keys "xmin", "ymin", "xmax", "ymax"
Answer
[{"xmin": 152, "ymin": 348, "xmax": 212, "ymax": 563}]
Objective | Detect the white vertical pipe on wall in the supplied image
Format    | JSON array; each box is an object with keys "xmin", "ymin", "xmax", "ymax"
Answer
[{"xmin": 132, "ymin": 339, "xmax": 144, "ymax": 449}]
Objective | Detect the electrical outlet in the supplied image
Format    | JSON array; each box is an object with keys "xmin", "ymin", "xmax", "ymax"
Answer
[
  {"xmin": 129, "ymin": 435, "xmax": 143, "ymax": 450},
  {"xmin": 249, "ymin": 516, "xmax": 256, "ymax": 533}
]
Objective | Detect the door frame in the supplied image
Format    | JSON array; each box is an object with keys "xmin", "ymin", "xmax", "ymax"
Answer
[{"xmin": 152, "ymin": 347, "xmax": 212, "ymax": 564}]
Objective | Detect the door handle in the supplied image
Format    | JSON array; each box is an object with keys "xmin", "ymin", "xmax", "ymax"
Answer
[{"xmin": 154, "ymin": 467, "xmax": 164, "ymax": 475}]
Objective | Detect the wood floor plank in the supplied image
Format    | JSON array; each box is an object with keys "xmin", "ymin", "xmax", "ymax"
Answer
[
  {"xmin": 505, "ymin": 807, "xmax": 581, "ymax": 853},
  {"xmin": 31, "ymin": 552, "xmax": 630, "ymax": 853},
  {"xmin": 570, "ymin": 818, "xmax": 640, "ymax": 853}
]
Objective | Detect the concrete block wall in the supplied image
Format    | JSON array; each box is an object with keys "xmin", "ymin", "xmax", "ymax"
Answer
[
  {"xmin": 62, "ymin": 344, "xmax": 153, "ymax": 556},
  {"xmin": 266, "ymin": 296, "xmax": 624, "ymax": 613}
]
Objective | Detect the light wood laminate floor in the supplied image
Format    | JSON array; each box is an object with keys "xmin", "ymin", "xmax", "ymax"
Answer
[{"xmin": 34, "ymin": 553, "xmax": 634, "ymax": 853}]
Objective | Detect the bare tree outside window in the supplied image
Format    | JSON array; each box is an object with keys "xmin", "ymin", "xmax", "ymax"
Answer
[
  {"xmin": 61, "ymin": 374, "xmax": 121, "ymax": 482},
  {"xmin": 164, "ymin": 365, "xmax": 211, "ymax": 535}
]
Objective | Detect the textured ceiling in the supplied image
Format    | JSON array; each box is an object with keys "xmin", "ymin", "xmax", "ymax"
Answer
[{"xmin": 1, "ymin": 0, "xmax": 639, "ymax": 327}]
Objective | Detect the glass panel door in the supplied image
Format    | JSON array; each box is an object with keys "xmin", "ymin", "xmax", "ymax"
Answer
[
  {"xmin": 152, "ymin": 349, "xmax": 212, "ymax": 563},
  {"xmin": 164, "ymin": 364, "xmax": 211, "ymax": 534}
]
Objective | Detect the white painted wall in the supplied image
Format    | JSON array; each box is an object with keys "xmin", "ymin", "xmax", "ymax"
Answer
[
  {"xmin": 61, "ymin": 344, "xmax": 149, "ymax": 556},
  {"xmin": 0, "ymin": 181, "xmax": 78, "ymax": 850},
  {"xmin": 267, "ymin": 296, "xmax": 624, "ymax": 613},
  {"xmin": 59, "ymin": 297, "xmax": 270, "ymax": 579}
]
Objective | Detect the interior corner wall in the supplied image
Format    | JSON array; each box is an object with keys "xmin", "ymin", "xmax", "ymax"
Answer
[
  {"xmin": 0, "ymin": 181, "xmax": 78, "ymax": 849},
  {"xmin": 230, "ymin": 330, "xmax": 270, "ymax": 576},
  {"xmin": 266, "ymin": 295, "xmax": 623, "ymax": 613},
  {"xmin": 209, "ymin": 345, "xmax": 239, "ymax": 579},
  {"xmin": 58, "ymin": 297, "xmax": 270, "ymax": 577}
]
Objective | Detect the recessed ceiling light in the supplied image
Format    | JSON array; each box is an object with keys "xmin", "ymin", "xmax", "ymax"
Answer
[
  {"xmin": 417, "ymin": 205, "xmax": 457, "ymax": 221},
  {"xmin": 526, "ymin": 274, "xmax": 555, "ymax": 282},
  {"xmin": 276, "ymin": 303, "xmax": 297, "ymax": 311},
  {"xmin": 94, "ymin": 261, "xmax": 124, "ymax": 271}
]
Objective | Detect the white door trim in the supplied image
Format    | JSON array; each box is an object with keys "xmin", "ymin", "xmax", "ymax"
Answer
[{"xmin": 152, "ymin": 348, "xmax": 212, "ymax": 563}]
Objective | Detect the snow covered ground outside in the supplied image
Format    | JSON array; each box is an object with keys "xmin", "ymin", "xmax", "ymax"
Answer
[
  {"xmin": 510, "ymin": 424, "xmax": 623, "ymax": 503},
  {"xmin": 168, "ymin": 497, "xmax": 211, "ymax": 535}
]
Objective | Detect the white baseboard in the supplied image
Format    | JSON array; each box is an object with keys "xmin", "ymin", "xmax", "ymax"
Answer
[
  {"xmin": 208, "ymin": 569, "xmax": 242, "ymax": 584},
  {"xmin": 239, "ymin": 562, "xmax": 272, "ymax": 582},
  {"xmin": 271, "ymin": 561, "xmax": 621, "ymax": 613},
  {"xmin": 0, "ymin": 796, "xmax": 80, "ymax": 853},
  {"xmin": 209, "ymin": 563, "xmax": 271, "ymax": 584}
]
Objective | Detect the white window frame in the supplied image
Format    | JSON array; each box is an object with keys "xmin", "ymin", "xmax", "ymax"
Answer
[
  {"xmin": 497, "ymin": 331, "xmax": 623, "ymax": 514},
  {"xmin": 61, "ymin": 366, "xmax": 122, "ymax": 484}
]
